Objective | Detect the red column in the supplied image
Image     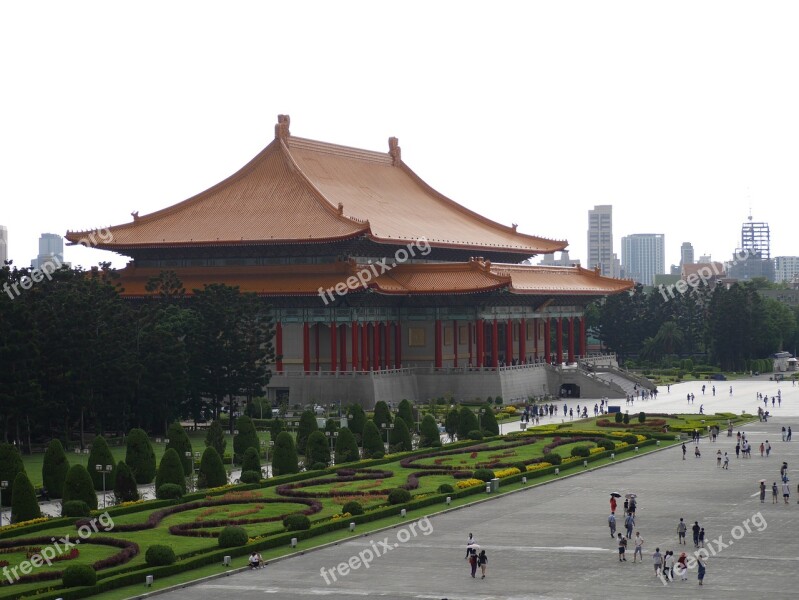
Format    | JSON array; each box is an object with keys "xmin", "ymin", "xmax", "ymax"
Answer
[
  {"xmin": 314, "ymin": 324, "xmax": 320, "ymax": 371},
  {"xmin": 330, "ymin": 322, "xmax": 337, "ymax": 373},
  {"xmin": 476, "ymin": 319, "xmax": 484, "ymax": 367},
  {"xmin": 339, "ymin": 324, "xmax": 347, "ymax": 371},
  {"xmin": 519, "ymin": 318, "xmax": 526, "ymax": 364},
  {"xmin": 452, "ymin": 320, "xmax": 459, "ymax": 368},
  {"xmin": 555, "ymin": 317, "xmax": 563, "ymax": 365},
  {"xmin": 491, "ymin": 319, "xmax": 499, "ymax": 369},
  {"xmin": 468, "ymin": 322, "xmax": 473, "ymax": 366},
  {"xmin": 568, "ymin": 317, "xmax": 575, "ymax": 364},
  {"xmin": 303, "ymin": 322, "xmax": 310, "ymax": 373},
  {"xmin": 362, "ymin": 323, "xmax": 369, "ymax": 371},
  {"xmin": 373, "ymin": 322, "xmax": 380, "ymax": 370},
  {"xmin": 383, "ymin": 322, "xmax": 391, "ymax": 369},
  {"xmin": 275, "ymin": 322, "xmax": 284, "ymax": 373},
  {"xmin": 394, "ymin": 322, "xmax": 402, "ymax": 368},
  {"xmin": 543, "ymin": 318, "xmax": 550, "ymax": 363},
  {"xmin": 505, "ymin": 319, "xmax": 513, "ymax": 365},
  {"xmin": 351, "ymin": 323, "xmax": 359, "ymax": 371},
  {"xmin": 580, "ymin": 316, "xmax": 587, "ymax": 357},
  {"xmin": 434, "ymin": 319, "xmax": 443, "ymax": 369},
  {"xmin": 533, "ymin": 318, "xmax": 539, "ymax": 360}
]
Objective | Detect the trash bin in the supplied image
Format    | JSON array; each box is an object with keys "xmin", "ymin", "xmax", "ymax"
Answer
[{"xmin": 490, "ymin": 478, "xmax": 500, "ymax": 492}]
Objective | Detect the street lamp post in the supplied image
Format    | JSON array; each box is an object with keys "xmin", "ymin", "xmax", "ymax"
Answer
[
  {"xmin": 478, "ymin": 408, "xmax": 485, "ymax": 431},
  {"xmin": 261, "ymin": 439, "xmax": 275, "ymax": 478},
  {"xmin": 381, "ymin": 423, "xmax": 394, "ymax": 451},
  {"xmin": 185, "ymin": 452, "xmax": 194, "ymax": 492},
  {"xmin": 0, "ymin": 481, "xmax": 8, "ymax": 526},
  {"xmin": 95, "ymin": 465, "xmax": 112, "ymax": 509},
  {"xmin": 325, "ymin": 431, "xmax": 338, "ymax": 462}
]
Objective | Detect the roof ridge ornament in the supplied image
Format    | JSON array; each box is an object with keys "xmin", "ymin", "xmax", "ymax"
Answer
[
  {"xmin": 275, "ymin": 114, "xmax": 291, "ymax": 141},
  {"xmin": 388, "ymin": 137, "xmax": 401, "ymax": 166}
]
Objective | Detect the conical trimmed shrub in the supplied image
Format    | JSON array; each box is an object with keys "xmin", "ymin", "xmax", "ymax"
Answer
[
  {"xmin": 166, "ymin": 422, "xmax": 193, "ymax": 476},
  {"xmin": 42, "ymin": 439, "xmax": 69, "ymax": 499},
  {"xmin": 113, "ymin": 461, "xmax": 140, "ymax": 503},
  {"xmin": 334, "ymin": 427, "xmax": 360, "ymax": 463},
  {"xmin": 0, "ymin": 443, "xmax": 25, "ymax": 507},
  {"xmin": 419, "ymin": 414, "xmax": 440, "ymax": 447},
  {"xmin": 272, "ymin": 431, "xmax": 299, "ymax": 476},
  {"xmin": 241, "ymin": 447, "xmax": 261, "ymax": 473},
  {"xmin": 233, "ymin": 416, "xmax": 259, "ymax": 462},
  {"xmin": 125, "ymin": 428, "xmax": 156, "ymax": 484},
  {"xmin": 155, "ymin": 448, "xmax": 186, "ymax": 496},
  {"xmin": 87, "ymin": 436, "xmax": 116, "ymax": 491},
  {"xmin": 11, "ymin": 472, "xmax": 41, "ymax": 523},
  {"xmin": 62, "ymin": 464, "xmax": 98, "ymax": 511},
  {"xmin": 295, "ymin": 410, "xmax": 318, "ymax": 456},
  {"xmin": 397, "ymin": 399, "xmax": 415, "ymax": 432},
  {"xmin": 198, "ymin": 447, "xmax": 227, "ymax": 488},
  {"xmin": 361, "ymin": 420, "xmax": 385, "ymax": 458},
  {"xmin": 389, "ymin": 416, "xmax": 412, "ymax": 452},
  {"xmin": 305, "ymin": 430, "xmax": 330, "ymax": 468},
  {"xmin": 205, "ymin": 420, "xmax": 227, "ymax": 457},
  {"xmin": 372, "ymin": 401, "xmax": 392, "ymax": 429},
  {"xmin": 481, "ymin": 404, "xmax": 500, "ymax": 436}
]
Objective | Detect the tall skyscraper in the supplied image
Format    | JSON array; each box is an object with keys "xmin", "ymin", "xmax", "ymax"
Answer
[
  {"xmin": 32, "ymin": 233, "xmax": 64, "ymax": 269},
  {"xmin": 680, "ymin": 242, "xmax": 694, "ymax": 266},
  {"xmin": 620, "ymin": 233, "xmax": 665, "ymax": 286},
  {"xmin": 741, "ymin": 215, "xmax": 770, "ymax": 259},
  {"xmin": 0, "ymin": 225, "xmax": 7, "ymax": 265},
  {"xmin": 587, "ymin": 205, "xmax": 617, "ymax": 277}
]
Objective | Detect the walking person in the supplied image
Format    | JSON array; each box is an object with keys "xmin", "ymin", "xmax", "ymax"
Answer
[
  {"xmin": 617, "ymin": 533, "xmax": 627, "ymax": 561},
  {"xmin": 477, "ymin": 549, "xmax": 487, "ymax": 579},
  {"xmin": 664, "ymin": 550, "xmax": 675, "ymax": 582},
  {"xmin": 677, "ymin": 518, "xmax": 687, "ymax": 545},
  {"xmin": 652, "ymin": 547, "xmax": 663, "ymax": 578},
  {"xmin": 772, "ymin": 481, "xmax": 779, "ymax": 503},
  {"xmin": 677, "ymin": 552, "xmax": 689, "ymax": 581},
  {"xmin": 608, "ymin": 512, "xmax": 616, "ymax": 538},
  {"xmin": 692, "ymin": 521, "xmax": 700, "ymax": 548},
  {"xmin": 723, "ymin": 452, "xmax": 729, "ymax": 469},
  {"xmin": 760, "ymin": 481, "xmax": 766, "ymax": 503},
  {"xmin": 782, "ymin": 480, "xmax": 791, "ymax": 504},
  {"xmin": 625, "ymin": 512, "xmax": 635, "ymax": 539},
  {"xmin": 466, "ymin": 546, "xmax": 478, "ymax": 578},
  {"xmin": 633, "ymin": 531, "xmax": 644, "ymax": 563},
  {"xmin": 716, "ymin": 449, "xmax": 722, "ymax": 466},
  {"xmin": 682, "ymin": 443, "xmax": 687, "ymax": 460},
  {"xmin": 698, "ymin": 527, "xmax": 705, "ymax": 548},
  {"xmin": 697, "ymin": 556, "xmax": 706, "ymax": 586}
]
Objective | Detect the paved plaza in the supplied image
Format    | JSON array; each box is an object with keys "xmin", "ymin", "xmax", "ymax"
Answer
[{"xmin": 151, "ymin": 377, "xmax": 799, "ymax": 600}]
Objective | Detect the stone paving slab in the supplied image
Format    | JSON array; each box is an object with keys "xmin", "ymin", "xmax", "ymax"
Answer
[{"xmin": 153, "ymin": 413, "xmax": 799, "ymax": 600}]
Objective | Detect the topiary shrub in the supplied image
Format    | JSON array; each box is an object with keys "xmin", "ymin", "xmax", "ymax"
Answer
[
  {"xmin": 614, "ymin": 411, "xmax": 624, "ymax": 423},
  {"xmin": 0, "ymin": 443, "xmax": 25, "ymax": 508},
  {"xmin": 241, "ymin": 447, "xmax": 261, "ymax": 473},
  {"xmin": 283, "ymin": 513, "xmax": 311, "ymax": 531},
  {"xmin": 342, "ymin": 500, "xmax": 364, "ymax": 515},
  {"xmin": 62, "ymin": 464, "xmax": 98, "ymax": 510},
  {"xmin": 430, "ymin": 440, "xmax": 442, "ymax": 448},
  {"xmin": 419, "ymin": 414, "xmax": 440, "ymax": 448},
  {"xmin": 638, "ymin": 412, "xmax": 646, "ymax": 423},
  {"xmin": 308, "ymin": 462, "xmax": 328, "ymax": 471},
  {"xmin": 205, "ymin": 420, "xmax": 227, "ymax": 458},
  {"xmin": 622, "ymin": 413, "xmax": 630, "ymax": 425},
  {"xmin": 480, "ymin": 405, "xmax": 500, "ymax": 436},
  {"xmin": 372, "ymin": 401, "xmax": 393, "ymax": 429},
  {"xmin": 145, "ymin": 544, "xmax": 176, "ymax": 566},
  {"xmin": 156, "ymin": 483, "xmax": 184, "ymax": 500},
  {"xmin": 155, "ymin": 448, "xmax": 186, "ymax": 494},
  {"xmin": 387, "ymin": 488, "xmax": 411, "ymax": 505},
  {"xmin": 457, "ymin": 407, "xmax": 479, "ymax": 439},
  {"xmin": 468, "ymin": 430, "xmax": 484, "ymax": 440},
  {"xmin": 87, "ymin": 436, "xmax": 116, "ymax": 491},
  {"xmin": 494, "ymin": 396, "xmax": 503, "ymax": 405},
  {"xmin": 371, "ymin": 450, "xmax": 385, "ymax": 459},
  {"xmin": 239, "ymin": 470, "xmax": 261, "ymax": 484},
  {"xmin": 272, "ymin": 431, "xmax": 299, "ymax": 476},
  {"xmin": 622, "ymin": 434, "xmax": 639, "ymax": 444},
  {"xmin": 125, "ymin": 428, "xmax": 156, "ymax": 485},
  {"xmin": 198, "ymin": 446, "xmax": 227, "ymax": 489},
  {"xmin": 62, "ymin": 564, "xmax": 96, "ymax": 587},
  {"xmin": 218, "ymin": 525, "xmax": 248, "ymax": 548},
  {"xmin": 233, "ymin": 416, "xmax": 259, "ymax": 463},
  {"xmin": 542, "ymin": 453, "xmax": 562, "ymax": 465},
  {"xmin": 334, "ymin": 427, "xmax": 360, "ymax": 463},
  {"xmin": 597, "ymin": 439, "xmax": 615, "ymax": 452},
  {"xmin": 166, "ymin": 422, "xmax": 193, "ymax": 476},
  {"xmin": 437, "ymin": 483, "xmax": 454, "ymax": 494},
  {"xmin": 570, "ymin": 446, "xmax": 591, "ymax": 458},
  {"xmin": 389, "ymin": 416, "xmax": 413, "ymax": 452},
  {"xmin": 472, "ymin": 468, "xmax": 495, "ymax": 482},
  {"xmin": 361, "ymin": 420, "xmax": 385, "ymax": 459},
  {"xmin": 305, "ymin": 430, "xmax": 330, "ymax": 467},
  {"xmin": 296, "ymin": 410, "xmax": 319, "ymax": 456},
  {"xmin": 113, "ymin": 461, "xmax": 140, "ymax": 503},
  {"xmin": 42, "ymin": 439, "xmax": 69, "ymax": 499},
  {"xmin": 11, "ymin": 471, "xmax": 41, "ymax": 523},
  {"xmin": 61, "ymin": 500, "xmax": 90, "ymax": 518}
]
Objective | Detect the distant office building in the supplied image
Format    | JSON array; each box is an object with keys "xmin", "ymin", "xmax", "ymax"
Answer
[
  {"xmin": 727, "ymin": 249, "xmax": 775, "ymax": 282},
  {"xmin": 537, "ymin": 250, "xmax": 581, "ymax": 267},
  {"xmin": 31, "ymin": 233, "xmax": 64, "ymax": 269},
  {"xmin": 587, "ymin": 205, "xmax": 617, "ymax": 277},
  {"xmin": 620, "ymin": 233, "xmax": 665, "ymax": 286},
  {"xmin": 775, "ymin": 256, "xmax": 799, "ymax": 284},
  {"xmin": 698, "ymin": 254, "xmax": 712, "ymax": 263},
  {"xmin": 0, "ymin": 225, "xmax": 7, "ymax": 265},
  {"xmin": 680, "ymin": 242, "xmax": 694, "ymax": 266},
  {"xmin": 741, "ymin": 216, "xmax": 770, "ymax": 259}
]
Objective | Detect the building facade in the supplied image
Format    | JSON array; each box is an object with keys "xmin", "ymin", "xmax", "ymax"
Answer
[
  {"xmin": 0, "ymin": 225, "xmax": 7, "ymax": 265},
  {"xmin": 774, "ymin": 256, "xmax": 799, "ymax": 284},
  {"xmin": 67, "ymin": 116, "xmax": 633, "ymax": 407},
  {"xmin": 620, "ymin": 233, "xmax": 665, "ymax": 286},
  {"xmin": 587, "ymin": 205, "xmax": 618, "ymax": 278},
  {"xmin": 680, "ymin": 242, "xmax": 694, "ymax": 266},
  {"xmin": 32, "ymin": 233, "xmax": 64, "ymax": 269}
]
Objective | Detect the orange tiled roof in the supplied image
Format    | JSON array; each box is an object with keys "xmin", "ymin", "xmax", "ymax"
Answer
[
  {"xmin": 113, "ymin": 260, "xmax": 631, "ymax": 298},
  {"xmin": 66, "ymin": 115, "xmax": 566, "ymax": 255},
  {"xmin": 681, "ymin": 262, "xmax": 725, "ymax": 280},
  {"xmin": 489, "ymin": 263, "xmax": 635, "ymax": 295}
]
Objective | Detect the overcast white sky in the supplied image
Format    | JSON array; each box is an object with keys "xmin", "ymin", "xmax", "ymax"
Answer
[{"xmin": 2, "ymin": 1, "xmax": 798, "ymax": 271}]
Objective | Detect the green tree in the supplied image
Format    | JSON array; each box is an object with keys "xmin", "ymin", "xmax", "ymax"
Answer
[
  {"xmin": 295, "ymin": 410, "xmax": 318, "ymax": 456},
  {"xmin": 305, "ymin": 430, "xmax": 330, "ymax": 468},
  {"xmin": 155, "ymin": 448, "xmax": 186, "ymax": 494},
  {"xmin": 346, "ymin": 404, "xmax": 366, "ymax": 438},
  {"xmin": 361, "ymin": 420, "xmax": 385, "ymax": 458},
  {"xmin": 125, "ymin": 428, "xmax": 156, "ymax": 485},
  {"xmin": 444, "ymin": 407, "xmax": 459, "ymax": 441},
  {"xmin": 233, "ymin": 415, "xmax": 260, "ymax": 461},
  {"xmin": 397, "ymin": 399, "xmax": 415, "ymax": 432},
  {"xmin": 334, "ymin": 427, "xmax": 360, "ymax": 463},
  {"xmin": 42, "ymin": 439, "xmax": 69, "ymax": 499},
  {"xmin": 269, "ymin": 418, "xmax": 285, "ymax": 441},
  {"xmin": 372, "ymin": 401, "xmax": 393, "ymax": 428},
  {"xmin": 389, "ymin": 416, "xmax": 412, "ymax": 452},
  {"xmin": 113, "ymin": 461, "xmax": 140, "ymax": 502},
  {"xmin": 205, "ymin": 420, "xmax": 227, "ymax": 457},
  {"xmin": 271, "ymin": 431, "xmax": 299, "ymax": 476},
  {"xmin": 197, "ymin": 447, "xmax": 227, "ymax": 488},
  {"xmin": 419, "ymin": 414, "xmax": 440, "ymax": 447},
  {"xmin": 62, "ymin": 464, "xmax": 98, "ymax": 510},
  {"xmin": 165, "ymin": 422, "xmax": 193, "ymax": 476},
  {"xmin": 0, "ymin": 443, "xmax": 25, "ymax": 506},
  {"xmin": 10, "ymin": 471, "xmax": 41, "ymax": 523},
  {"xmin": 241, "ymin": 447, "xmax": 261, "ymax": 473},
  {"xmin": 457, "ymin": 406, "xmax": 479, "ymax": 439},
  {"xmin": 480, "ymin": 404, "xmax": 499, "ymax": 436},
  {"xmin": 87, "ymin": 436, "xmax": 116, "ymax": 491}
]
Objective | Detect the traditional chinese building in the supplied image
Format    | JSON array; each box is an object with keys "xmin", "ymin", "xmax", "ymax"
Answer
[{"xmin": 67, "ymin": 115, "xmax": 633, "ymax": 407}]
